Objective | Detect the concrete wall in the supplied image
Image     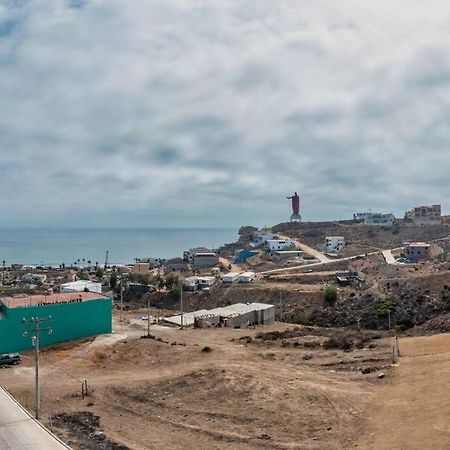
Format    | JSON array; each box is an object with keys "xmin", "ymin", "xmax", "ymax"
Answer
[
  {"xmin": 0, "ymin": 298, "xmax": 112, "ymax": 353},
  {"xmin": 225, "ymin": 306, "xmax": 275, "ymax": 328}
]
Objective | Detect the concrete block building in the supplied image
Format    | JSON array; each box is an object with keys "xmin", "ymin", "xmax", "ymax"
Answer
[
  {"xmin": 165, "ymin": 303, "xmax": 275, "ymax": 328},
  {"xmin": 325, "ymin": 236, "xmax": 345, "ymax": 254},
  {"xmin": 0, "ymin": 292, "xmax": 112, "ymax": 353},
  {"xmin": 192, "ymin": 252, "xmax": 219, "ymax": 269},
  {"xmin": 405, "ymin": 205, "xmax": 441, "ymax": 226},
  {"xmin": 404, "ymin": 242, "xmax": 430, "ymax": 261}
]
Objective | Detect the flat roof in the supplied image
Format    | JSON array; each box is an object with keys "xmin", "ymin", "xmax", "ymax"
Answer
[
  {"xmin": 1, "ymin": 292, "xmax": 110, "ymax": 309},
  {"xmin": 165, "ymin": 302, "xmax": 274, "ymax": 327}
]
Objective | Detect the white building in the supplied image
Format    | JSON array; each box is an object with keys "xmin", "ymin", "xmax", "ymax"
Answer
[
  {"xmin": 239, "ymin": 271, "xmax": 256, "ymax": 283},
  {"xmin": 222, "ymin": 272, "xmax": 240, "ymax": 283},
  {"xmin": 252, "ymin": 229, "xmax": 278, "ymax": 246},
  {"xmin": 60, "ymin": 280, "xmax": 102, "ymax": 294},
  {"xmin": 266, "ymin": 239, "xmax": 295, "ymax": 252},
  {"xmin": 354, "ymin": 212, "xmax": 395, "ymax": 226},
  {"xmin": 325, "ymin": 236, "xmax": 345, "ymax": 254}
]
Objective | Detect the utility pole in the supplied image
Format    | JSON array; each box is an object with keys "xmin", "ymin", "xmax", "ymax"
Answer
[
  {"xmin": 22, "ymin": 316, "xmax": 52, "ymax": 420},
  {"xmin": 147, "ymin": 296, "xmax": 151, "ymax": 337},
  {"xmin": 180, "ymin": 283, "xmax": 184, "ymax": 328},
  {"xmin": 279, "ymin": 291, "xmax": 283, "ymax": 322},
  {"xmin": 120, "ymin": 280, "xmax": 124, "ymax": 322}
]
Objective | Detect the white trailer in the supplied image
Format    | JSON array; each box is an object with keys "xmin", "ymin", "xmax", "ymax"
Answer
[
  {"xmin": 197, "ymin": 276, "xmax": 216, "ymax": 288},
  {"xmin": 239, "ymin": 271, "xmax": 256, "ymax": 283},
  {"xmin": 222, "ymin": 272, "xmax": 240, "ymax": 284}
]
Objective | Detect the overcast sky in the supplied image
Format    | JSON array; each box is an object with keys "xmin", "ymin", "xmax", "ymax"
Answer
[{"xmin": 1, "ymin": 0, "xmax": 449, "ymax": 228}]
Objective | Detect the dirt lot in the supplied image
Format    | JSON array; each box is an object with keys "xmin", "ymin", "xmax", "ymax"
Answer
[
  {"xmin": 0, "ymin": 312, "xmax": 394, "ymax": 450},
  {"xmin": 356, "ymin": 332, "xmax": 450, "ymax": 449}
]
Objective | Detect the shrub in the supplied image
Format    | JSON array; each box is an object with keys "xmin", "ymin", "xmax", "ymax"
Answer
[
  {"xmin": 324, "ymin": 285, "xmax": 338, "ymax": 304},
  {"xmin": 290, "ymin": 313, "xmax": 311, "ymax": 325}
]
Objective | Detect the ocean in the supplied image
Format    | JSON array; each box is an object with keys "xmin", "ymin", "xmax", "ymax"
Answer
[{"xmin": 0, "ymin": 228, "xmax": 238, "ymax": 266}]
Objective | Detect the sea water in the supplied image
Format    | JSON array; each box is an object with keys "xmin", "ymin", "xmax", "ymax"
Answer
[{"xmin": 0, "ymin": 228, "xmax": 238, "ymax": 266}]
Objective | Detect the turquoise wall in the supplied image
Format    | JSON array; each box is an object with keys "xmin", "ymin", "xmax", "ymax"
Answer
[{"xmin": 0, "ymin": 298, "xmax": 112, "ymax": 353}]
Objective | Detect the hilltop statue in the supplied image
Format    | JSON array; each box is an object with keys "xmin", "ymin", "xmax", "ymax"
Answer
[{"xmin": 287, "ymin": 192, "xmax": 301, "ymax": 222}]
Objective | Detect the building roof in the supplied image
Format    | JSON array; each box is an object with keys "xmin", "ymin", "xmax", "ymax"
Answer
[
  {"xmin": 165, "ymin": 302, "xmax": 274, "ymax": 327},
  {"xmin": 165, "ymin": 257, "xmax": 186, "ymax": 264},
  {"xmin": 406, "ymin": 242, "xmax": 430, "ymax": 247},
  {"xmin": 1, "ymin": 291, "xmax": 110, "ymax": 309}
]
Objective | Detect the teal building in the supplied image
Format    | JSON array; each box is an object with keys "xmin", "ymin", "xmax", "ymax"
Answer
[{"xmin": 0, "ymin": 292, "xmax": 112, "ymax": 353}]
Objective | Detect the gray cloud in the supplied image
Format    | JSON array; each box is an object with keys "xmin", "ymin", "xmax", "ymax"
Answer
[{"xmin": 0, "ymin": 0, "xmax": 450, "ymax": 227}]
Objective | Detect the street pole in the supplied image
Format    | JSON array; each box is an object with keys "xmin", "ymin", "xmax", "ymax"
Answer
[
  {"xmin": 23, "ymin": 316, "xmax": 52, "ymax": 420},
  {"xmin": 180, "ymin": 283, "xmax": 184, "ymax": 328}
]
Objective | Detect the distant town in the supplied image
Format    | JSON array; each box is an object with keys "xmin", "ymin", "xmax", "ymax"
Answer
[{"xmin": 1, "ymin": 201, "xmax": 450, "ymax": 448}]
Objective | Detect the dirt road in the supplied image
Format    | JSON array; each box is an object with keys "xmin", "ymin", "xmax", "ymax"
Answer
[{"xmin": 357, "ymin": 333, "xmax": 450, "ymax": 449}]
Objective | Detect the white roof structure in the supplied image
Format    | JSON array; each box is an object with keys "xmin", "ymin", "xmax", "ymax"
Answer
[
  {"xmin": 60, "ymin": 280, "xmax": 102, "ymax": 294},
  {"xmin": 165, "ymin": 302, "xmax": 273, "ymax": 327}
]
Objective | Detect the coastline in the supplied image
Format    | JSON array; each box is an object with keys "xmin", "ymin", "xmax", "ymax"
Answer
[{"xmin": 0, "ymin": 227, "xmax": 239, "ymax": 267}]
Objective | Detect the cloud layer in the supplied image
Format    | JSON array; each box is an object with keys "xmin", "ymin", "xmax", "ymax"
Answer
[{"xmin": 1, "ymin": 0, "xmax": 450, "ymax": 227}]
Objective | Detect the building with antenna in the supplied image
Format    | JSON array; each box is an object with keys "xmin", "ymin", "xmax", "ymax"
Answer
[{"xmin": 0, "ymin": 292, "xmax": 112, "ymax": 353}]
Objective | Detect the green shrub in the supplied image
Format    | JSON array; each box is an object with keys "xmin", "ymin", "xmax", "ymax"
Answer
[
  {"xmin": 290, "ymin": 313, "xmax": 311, "ymax": 325},
  {"xmin": 324, "ymin": 285, "xmax": 338, "ymax": 304}
]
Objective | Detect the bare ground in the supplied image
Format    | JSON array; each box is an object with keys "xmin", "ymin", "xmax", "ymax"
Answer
[{"xmin": 0, "ymin": 312, "xmax": 394, "ymax": 450}]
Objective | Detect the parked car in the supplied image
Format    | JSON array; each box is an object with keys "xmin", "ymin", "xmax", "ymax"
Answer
[{"xmin": 0, "ymin": 353, "xmax": 21, "ymax": 365}]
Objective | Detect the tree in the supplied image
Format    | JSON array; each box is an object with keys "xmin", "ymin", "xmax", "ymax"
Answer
[
  {"xmin": 376, "ymin": 298, "xmax": 393, "ymax": 316},
  {"xmin": 78, "ymin": 271, "xmax": 89, "ymax": 281},
  {"xmin": 110, "ymin": 273, "xmax": 118, "ymax": 289},
  {"xmin": 324, "ymin": 285, "xmax": 338, "ymax": 304},
  {"xmin": 165, "ymin": 273, "xmax": 179, "ymax": 290},
  {"xmin": 95, "ymin": 268, "xmax": 104, "ymax": 279}
]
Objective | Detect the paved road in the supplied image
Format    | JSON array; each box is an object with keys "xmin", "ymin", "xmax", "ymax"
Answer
[{"xmin": 0, "ymin": 387, "xmax": 70, "ymax": 449}]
